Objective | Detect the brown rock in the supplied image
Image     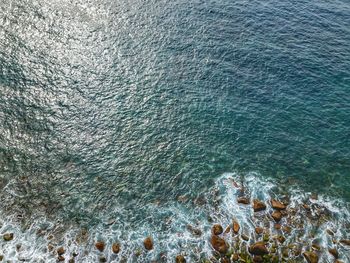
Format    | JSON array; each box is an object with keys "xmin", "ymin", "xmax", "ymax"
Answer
[
  {"xmin": 271, "ymin": 199, "xmax": 286, "ymax": 210},
  {"xmin": 253, "ymin": 255, "xmax": 263, "ymax": 262},
  {"xmin": 233, "ymin": 220, "xmax": 240, "ymax": 234},
  {"xmin": 274, "ymin": 224, "xmax": 281, "ymax": 230},
  {"xmin": 328, "ymin": 248, "xmax": 338, "ymax": 259},
  {"xmin": 340, "ymin": 239, "xmax": 350, "ymax": 246},
  {"xmin": 57, "ymin": 247, "xmax": 65, "ymax": 255},
  {"xmin": 210, "ymin": 235, "xmax": 228, "ymax": 254},
  {"xmin": 144, "ymin": 237, "xmax": 153, "ymax": 250},
  {"xmin": 224, "ymin": 226, "xmax": 231, "ymax": 234},
  {"xmin": 58, "ymin": 255, "xmax": 65, "ymax": 261},
  {"xmin": 326, "ymin": 229, "xmax": 334, "ymax": 236},
  {"xmin": 112, "ymin": 243, "xmax": 120, "ymax": 254},
  {"xmin": 95, "ymin": 241, "xmax": 105, "ymax": 252},
  {"xmin": 249, "ymin": 242, "xmax": 268, "ymax": 255},
  {"xmin": 241, "ymin": 234, "xmax": 249, "ymax": 241},
  {"xmin": 237, "ymin": 197, "xmax": 250, "ymax": 204},
  {"xmin": 271, "ymin": 211, "xmax": 282, "ymax": 222},
  {"xmin": 68, "ymin": 259, "xmax": 75, "ymax": 263},
  {"xmin": 175, "ymin": 255, "xmax": 186, "ymax": 263},
  {"xmin": 255, "ymin": 227, "xmax": 264, "ymax": 235},
  {"xmin": 3, "ymin": 233, "xmax": 13, "ymax": 241},
  {"xmin": 232, "ymin": 254, "xmax": 239, "ymax": 261},
  {"xmin": 253, "ymin": 199, "xmax": 266, "ymax": 212},
  {"xmin": 303, "ymin": 251, "xmax": 319, "ymax": 263},
  {"xmin": 282, "ymin": 225, "xmax": 292, "ymax": 234},
  {"xmin": 277, "ymin": 235, "xmax": 286, "ymax": 243},
  {"xmin": 212, "ymin": 224, "xmax": 223, "ymax": 235}
]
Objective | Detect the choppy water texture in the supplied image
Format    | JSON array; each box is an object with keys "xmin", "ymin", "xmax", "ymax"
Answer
[{"xmin": 0, "ymin": 0, "xmax": 350, "ymax": 262}]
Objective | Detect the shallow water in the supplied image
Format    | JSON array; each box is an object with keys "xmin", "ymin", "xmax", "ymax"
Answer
[{"xmin": 0, "ymin": 0, "xmax": 350, "ymax": 261}]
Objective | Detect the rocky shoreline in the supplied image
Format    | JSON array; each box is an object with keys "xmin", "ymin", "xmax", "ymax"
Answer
[{"xmin": 1, "ymin": 175, "xmax": 350, "ymax": 262}]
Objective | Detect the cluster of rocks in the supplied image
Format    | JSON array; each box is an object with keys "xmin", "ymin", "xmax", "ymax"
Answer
[{"xmin": 205, "ymin": 192, "xmax": 350, "ymax": 263}]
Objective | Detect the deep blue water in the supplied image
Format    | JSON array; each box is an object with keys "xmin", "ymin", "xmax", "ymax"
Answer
[{"xmin": 0, "ymin": 0, "xmax": 350, "ymax": 261}]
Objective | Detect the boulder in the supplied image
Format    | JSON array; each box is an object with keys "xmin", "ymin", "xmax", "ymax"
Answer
[
  {"xmin": 3, "ymin": 233, "xmax": 13, "ymax": 241},
  {"xmin": 175, "ymin": 255, "xmax": 186, "ymax": 263},
  {"xmin": 212, "ymin": 224, "xmax": 223, "ymax": 235},
  {"xmin": 303, "ymin": 251, "xmax": 319, "ymax": 263},
  {"xmin": 95, "ymin": 241, "xmax": 105, "ymax": 252},
  {"xmin": 112, "ymin": 243, "xmax": 120, "ymax": 254},
  {"xmin": 249, "ymin": 242, "xmax": 268, "ymax": 255},
  {"xmin": 210, "ymin": 235, "xmax": 228, "ymax": 254},
  {"xmin": 58, "ymin": 255, "xmax": 65, "ymax": 262},
  {"xmin": 233, "ymin": 220, "xmax": 240, "ymax": 234},
  {"xmin": 328, "ymin": 248, "xmax": 338, "ymax": 259},
  {"xmin": 255, "ymin": 227, "xmax": 263, "ymax": 235},
  {"xmin": 57, "ymin": 247, "xmax": 65, "ymax": 255},
  {"xmin": 144, "ymin": 237, "xmax": 153, "ymax": 250},
  {"xmin": 237, "ymin": 197, "xmax": 250, "ymax": 204},
  {"xmin": 270, "ymin": 199, "xmax": 286, "ymax": 210},
  {"xmin": 271, "ymin": 211, "xmax": 282, "ymax": 222},
  {"xmin": 253, "ymin": 200, "xmax": 266, "ymax": 212}
]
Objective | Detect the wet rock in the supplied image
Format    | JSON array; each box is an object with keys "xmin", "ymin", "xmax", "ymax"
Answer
[
  {"xmin": 326, "ymin": 229, "xmax": 334, "ymax": 236},
  {"xmin": 58, "ymin": 255, "xmax": 65, "ymax": 261},
  {"xmin": 249, "ymin": 242, "xmax": 268, "ymax": 255},
  {"xmin": 186, "ymin": 225, "xmax": 202, "ymax": 237},
  {"xmin": 68, "ymin": 259, "xmax": 75, "ymax": 263},
  {"xmin": 303, "ymin": 251, "xmax": 319, "ymax": 263},
  {"xmin": 99, "ymin": 256, "xmax": 107, "ymax": 263},
  {"xmin": 95, "ymin": 241, "xmax": 105, "ymax": 252},
  {"xmin": 340, "ymin": 239, "xmax": 350, "ymax": 246},
  {"xmin": 311, "ymin": 244, "xmax": 321, "ymax": 251},
  {"xmin": 328, "ymin": 248, "xmax": 338, "ymax": 259},
  {"xmin": 175, "ymin": 255, "xmax": 186, "ymax": 263},
  {"xmin": 221, "ymin": 257, "xmax": 230, "ymax": 263},
  {"xmin": 57, "ymin": 247, "xmax": 65, "ymax": 255},
  {"xmin": 241, "ymin": 234, "xmax": 249, "ymax": 241},
  {"xmin": 210, "ymin": 235, "xmax": 228, "ymax": 254},
  {"xmin": 144, "ymin": 237, "xmax": 154, "ymax": 250},
  {"xmin": 112, "ymin": 243, "xmax": 120, "ymax": 254},
  {"xmin": 224, "ymin": 226, "xmax": 231, "ymax": 234},
  {"xmin": 271, "ymin": 211, "xmax": 282, "ymax": 222},
  {"xmin": 3, "ymin": 233, "xmax": 13, "ymax": 241},
  {"xmin": 277, "ymin": 235, "xmax": 286, "ymax": 243},
  {"xmin": 232, "ymin": 254, "xmax": 239, "ymax": 261},
  {"xmin": 253, "ymin": 255, "xmax": 263, "ymax": 263},
  {"xmin": 212, "ymin": 224, "xmax": 223, "ymax": 235},
  {"xmin": 233, "ymin": 220, "xmax": 240, "ymax": 234},
  {"xmin": 282, "ymin": 226, "xmax": 291, "ymax": 234},
  {"xmin": 270, "ymin": 199, "xmax": 286, "ymax": 210},
  {"xmin": 237, "ymin": 197, "xmax": 250, "ymax": 204},
  {"xmin": 255, "ymin": 227, "xmax": 264, "ymax": 235},
  {"xmin": 253, "ymin": 199, "xmax": 266, "ymax": 212},
  {"xmin": 274, "ymin": 224, "xmax": 281, "ymax": 230}
]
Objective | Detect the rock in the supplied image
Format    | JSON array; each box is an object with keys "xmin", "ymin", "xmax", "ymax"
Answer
[
  {"xmin": 57, "ymin": 247, "xmax": 65, "ymax": 255},
  {"xmin": 340, "ymin": 239, "xmax": 350, "ymax": 246},
  {"xmin": 112, "ymin": 243, "xmax": 120, "ymax": 254},
  {"xmin": 233, "ymin": 220, "xmax": 240, "ymax": 234},
  {"xmin": 241, "ymin": 234, "xmax": 249, "ymax": 241},
  {"xmin": 232, "ymin": 254, "xmax": 239, "ymax": 261},
  {"xmin": 253, "ymin": 199, "xmax": 266, "ymax": 212},
  {"xmin": 95, "ymin": 241, "xmax": 105, "ymax": 252},
  {"xmin": 303, "ymin": 251, "xmax": 319, "ymax": 263},
  {"xmin": 3, "ymin": 233, "xmax": 13, "ymax": 241},
  {"xmin": 237, "ymin": 197, "xmax": 250, "ymax": 204},
  {"xmin": 58, "ymin": 255, "xmax": 65, "ymax": 262},
  {"xmin": 274, "ymin": 224, "xmax": 281, "ymax": 230},
  {"xmin": 224, "ymin": 226, "xmax": 231, "ymax": 234},
  {"xmin": 68, "ymin": 259, "xmax": 75, "ymax": 263},
  {"xmin": 210, "ymin": 235, "xmax": 228, "ymax": 254},
  {"xmin": 282, "ymin": 226, "xmax": 291, "ymax": 234},
  {"xmin": 253, "ymin": 255, "xmax": 263, "ymax": 262},
  {"xmin": 255, "ymin": 227, "xmax": 264, "ymax": 235},
  {"xmin": 144, "ymin": 237, "xmax": 153, "ymax": 250},
  {"xmin": 277, "ymin": 235, "xmax": 286, "ymax": 243},
  {"xmin": 271, "ymin": 211, "xmax": 282, "ymax": 222},
  {"xmin": 270, "ymin": 199, "xmax": 286, "ymax": 210},
  {"xmin": 212, "ymin": 224, "xmax": 223, "ymax": 235},
  {"xmin": 99, "ymin": 256, "xmax": 107, "ymax": 263},
  {"xmin": 175, "ymin": 255, "xmax": 186, "ymax": 263},
  {"xmin": 328, "ymin": 248, "xmax": 338, "ymax": 259},
  {"xmin": 249, "ymin": 242, "xmax": 268, "ymax": 255},
  {"xmin": 326, "ymin": 229, "xmax": 334, "ymax": 236},
  {"xmin": 186, "ymin": 225, "xmax": 202, "ymax": 237}
]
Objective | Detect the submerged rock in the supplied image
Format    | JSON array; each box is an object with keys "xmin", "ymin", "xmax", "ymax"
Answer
[
  {"xmin": 237, "ymin": 197, "xmax": 250, "ymax": 204},
  {"xmin": 270, "ymin": 199, "xmax": 286, "ymax": 210},
  {"xmin": 303, "ymin": 251, "xmax": 319, "ymax": 263},
  {"xmin": 212, "ymin": 224, "xmax": 223, "ymax": 235},
  {"xmin": 57, "ymin": 247, "xmax": 65, "ymax": 255},
  {"xmin": 95, "ymin": 241, "xmax": 105, "ymax": 252},
  {"xmin": 233, "ymin": 220, "xmax": 240, "ymax": 234},
  {"xmin": 175, "ymin": 255, "xmax": 186, "ymax": 263},
  {"xmin": 144, "ymin": 237, "xmax": 154, "ymax": 250},
  {"xmin": 210, "ymin": 235, "xmax": 228, "ymax": 253},
  {"xmin": 3, "ymin": 233, "xmax": 13, "ymax": 241},
  {"xmin": 112, "ymin": 243, "xmax": 120, "ymax": 254},
  {"xmin": 253, "ymin": 199, "xmax": 266, "ymax": 212},
  {"xmin": 249, "ymin": 242, "xmax": 268, "ymax": 255}
]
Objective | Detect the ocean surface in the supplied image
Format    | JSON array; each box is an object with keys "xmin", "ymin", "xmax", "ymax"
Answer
[{"xmin": 0, "ymin": 0, "xmax": 350, "ymax": 262}]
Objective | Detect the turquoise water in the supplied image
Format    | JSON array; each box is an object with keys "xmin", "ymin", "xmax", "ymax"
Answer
[{"xmin": 0, "ymin": 0, "xmax": 350, "ymax": 261}]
